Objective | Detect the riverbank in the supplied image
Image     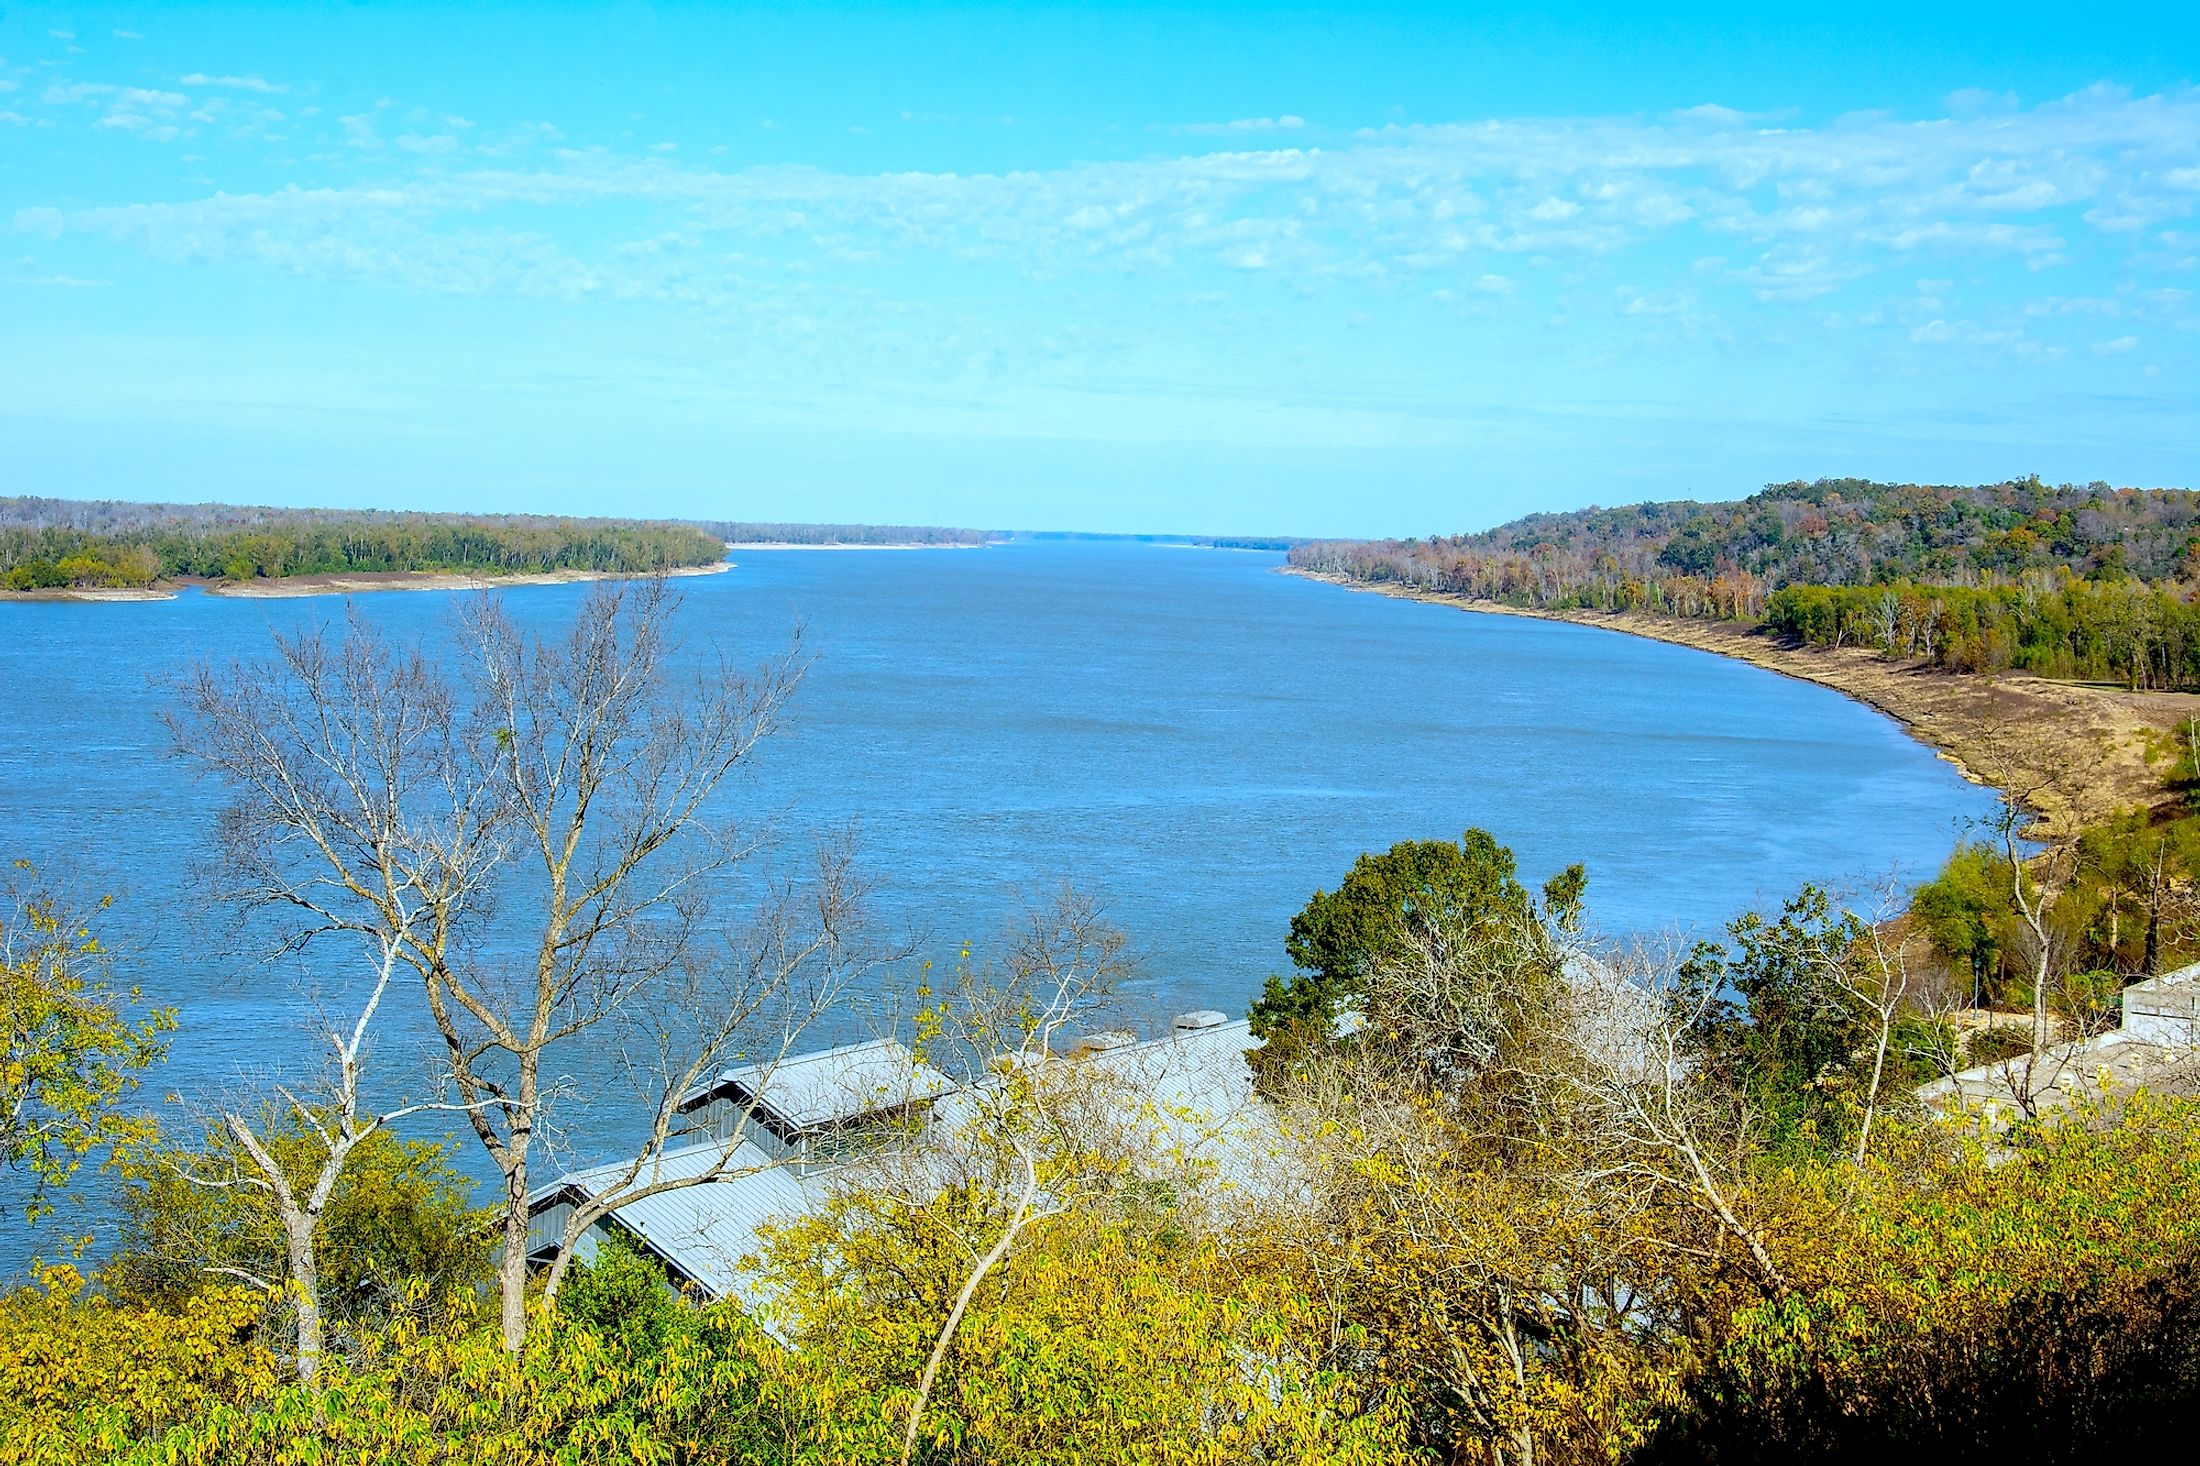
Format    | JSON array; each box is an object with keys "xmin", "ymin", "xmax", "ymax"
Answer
[
  {"xmin": 1, "ymin": 560, "xmax": 732, "ymax": 603},
  {"xmin": 0, "ymin": 585, "xmax": 178, "ymax": 602},
  {"xmin": 206, "ymin": 561, "xmax": 733, "ymax": 598},
  {"xmin": 1284, "ymin": 567, "xmax": 2200, "ymax": 838}
]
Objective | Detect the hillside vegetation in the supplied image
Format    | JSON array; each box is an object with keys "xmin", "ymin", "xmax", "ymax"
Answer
[
  {"xmin": 1293, "ymin": 478, "xmax": 2200, "ymax": 690},
  {"xmin": 1, "ymin": 496, "xmax": 727, "ymax": 590},
  {"xmin": 12, "ymin": 822, "xmax": 2200, "ymax": 1465}
]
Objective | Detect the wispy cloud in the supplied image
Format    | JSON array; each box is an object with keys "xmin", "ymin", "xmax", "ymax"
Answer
[
  {"xmin": 2, "ymin": 272, "xmax": 111, "ymax": 288},
  {"xmin": 1176, "ymin": 115, "xmax": 1307, "ymax": 135},
  {"xmin": 181, "ymin": 73, "xmax": 287, "ymax": 95},
  {"xmin": 15, "ymin": 84, "xmax": 2199, "ymax": 387}
]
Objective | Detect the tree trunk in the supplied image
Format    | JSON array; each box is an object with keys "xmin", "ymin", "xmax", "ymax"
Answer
[
  {"xmin": 903, "ymin": 1211, "xmax": 1027, "ymax": 1466},
  {"xmin": 500, "ymin": 1161, "xmax": 531, "ymax": 1352},
  {"xmin": 2033, "ymin": 941, "xmax": 2052, "ymax": 1055},
  {"xmin": 287, "ymin": 1219, "xmax": 324, "ymax": 1387},
  {"xmin": 541, "ymin": 1241, "xmax": 576, "ymax": 1314}
]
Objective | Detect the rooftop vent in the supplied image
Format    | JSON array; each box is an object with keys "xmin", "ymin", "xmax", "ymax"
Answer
[{"xmin": 1173, "ymin": 1010, "xmax": 1228, "ymax": 1032}]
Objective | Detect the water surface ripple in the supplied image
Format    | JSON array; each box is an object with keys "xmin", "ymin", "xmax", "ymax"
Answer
[{"xmin": 0, "ymin": 541, "xmax": 1993, "ymax": 1167}]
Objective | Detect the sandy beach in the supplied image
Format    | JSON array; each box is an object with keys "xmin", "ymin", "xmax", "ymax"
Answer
[
  {"xmin": 1284, "ymin": 566, "xmax": 2200, "ymax": 836},
  {"xmin": 0, "ymin": 585, "xmax": 180, "ymax": 602},
  {"xmin": 201, "ymin": 560, "xmax": 734, "ymax": 599}
]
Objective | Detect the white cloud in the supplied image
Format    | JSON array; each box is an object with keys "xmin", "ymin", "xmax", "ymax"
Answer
[
  {"xmin": 1178, "ymin": 115, "xmax": 1305, "ymax": 135},
  {"xmin": 2092, "ymin": 334, "xmax": 2140, "ymax": 354},
  {"xmin": 37, "ymin": 81, "xmax": 191, "ymax": 142},
  {"xmin": 20, "ymin": 84, "xmax": 2200, "ymax": 342},
  {"xmin": 1, "ymin": 272, "xmax": 110, "ymax": 287},
  {"xmin": 181, "ymin": 73, "xmax": 287, "ymax": 95},
  {"xmin": 1619, "ymin": 287, "xmax": 1692, "ymax": 316},
  {"xmin": 1731, "ymin": 253, "xmax": 1868, "ymax": 302}
]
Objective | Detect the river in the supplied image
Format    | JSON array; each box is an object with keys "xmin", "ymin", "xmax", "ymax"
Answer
[{"xmin": 0, "ymin": 539, "xmax": 1995, "ymax": 1235}]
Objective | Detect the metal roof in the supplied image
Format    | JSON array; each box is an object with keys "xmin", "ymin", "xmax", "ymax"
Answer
[
  {"xmin": 681, "ymin": 1036, "xmax": 954, "ymax": 1135},
  {"xmin": 536, "ymin": 1016, "xmax": 1282, "ymax": 1314},
  {"xmin": 922, "ymin": 1017, "xmax": 1288, "ymax": 1198},
  {"xmin": 530, "ymin": 1137, "xmax": 827, "ymax": 1308}
]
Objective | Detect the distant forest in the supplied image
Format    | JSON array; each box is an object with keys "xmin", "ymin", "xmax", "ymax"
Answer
[
  {"xmin": 0, "ymin": 497, "xmax": 728, "ymax": 590},
  {"xmin": 704, "ymin": 525, "xmax": 1303, "ymax": 550},
  {"xmin": 1292, "ymin": 478, "xmax": 2200, "ymax": 690},
  {"xmin": 1023, "ymin": 530, "xmax": 1306, "ymax": 551},
  {"xmin": 701, "ymin": 521, "xmax": 999, "ymax": 547}
]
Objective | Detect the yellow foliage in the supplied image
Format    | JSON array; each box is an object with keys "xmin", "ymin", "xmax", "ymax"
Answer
[
  {"xmin": 763, "ymin": 1200, "xmax": 1420, "ymax": 1465},
  {"xmin": 0, "ymin": 1265, "xmax": 277, "ymax": 1465}
]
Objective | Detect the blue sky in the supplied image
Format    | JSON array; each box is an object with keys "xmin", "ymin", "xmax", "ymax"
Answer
[{"xmin": 1, "ymin": 3, "xmax": 2195, "ymax": 536}]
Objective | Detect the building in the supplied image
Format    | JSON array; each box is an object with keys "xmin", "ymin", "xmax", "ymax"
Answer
[
  {"xmin": 526, "ymin": 1012, "xmax": 1270, "ymax": 1312},
  {"xmin": 2121, "ymin": 960, "xmax": 2200, "ymax": 1046},
  {"xmin": 677, "ymin": 1036, "xmax": 955, "ymax": 1166},
  {"xmin": 1918, "ymin": 963, "xmax": 2200, "ymax": 1119}
]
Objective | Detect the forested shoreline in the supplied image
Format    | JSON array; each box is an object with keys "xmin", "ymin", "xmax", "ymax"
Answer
[
  {"xmin": 702, "ymin": 520, "xmax": 999, "ymax": 546},
  {"xmin": 1, "ymin": 497, "xmax": 728, "ymax": 590},
  {"xmin": 0, "ymin": 498, "xmax": 1314, "ymax": 591},
  {"xmin": 1293, "ymin": 477, "xmax": 2200, "ymax": 690}
]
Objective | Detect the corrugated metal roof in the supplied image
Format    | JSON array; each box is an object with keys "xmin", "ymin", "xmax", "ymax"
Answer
[
  {"xmin": 681, "ymin": 1036, "xmax": 953, "ymax": 1134},
  {"xmin": 925, "ymin": 1018, "xmax": 1288, "ymax": 1197},
  {"xmin": 530, "ymin": 1137, "xmax": 829, "ymax": 1308},
  {"xmin": 535, "ymin": 1017, "xmax": 1282, "ymax": 1310}
]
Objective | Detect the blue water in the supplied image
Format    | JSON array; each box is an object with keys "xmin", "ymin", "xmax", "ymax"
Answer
[{"xmin": 0, "ymin": 540, "xmax": 1993, "ymax": 1232}]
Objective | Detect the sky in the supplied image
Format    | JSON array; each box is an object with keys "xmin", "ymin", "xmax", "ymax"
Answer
[{"xmin": 1, "ymin": 2, "xmax": 2196, "ymax": 536}]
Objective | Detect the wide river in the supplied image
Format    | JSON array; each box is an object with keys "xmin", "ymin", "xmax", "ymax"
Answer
[{"xmin": 1, "ymin": 540, "xmax": 1994, "ymax": 1221}]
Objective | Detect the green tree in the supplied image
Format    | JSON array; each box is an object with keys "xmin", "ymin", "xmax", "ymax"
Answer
[
  {"xmin": 2071, "ymin": 809, "xmax": 2200, "ymax": 976},
  {"xmin": 556, "ymin": 1230, "xmax": 691, "ymax": 1360},
  {"xmin": 107, "ymin": 1118, "xmax": 490, "ymax": 1332},
  {"xmin": 1911, "ymin": 843, "xmax": 2012, "ymax": 1004},
  {"xmin": 1249, "ymin": 830, "xmax": 1582, "ymax": 1087},
  {"xmin": 1681, "ymin": 886, "xmax": 1874, "ymax": 1156},
  {"xmin": 0, "ymin": 867, "xmax": 171, "ymax": 1222}
]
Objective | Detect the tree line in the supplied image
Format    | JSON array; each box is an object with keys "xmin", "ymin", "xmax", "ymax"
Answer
[
  {"xmin": 701, "ymin": 521, "xmax": 999, "ymax": 546},
  {"xmin": 1, "ymin": 496, "xmax": 728, "ymax": 589},
  {"xmin": 6, "ymin": 581, "xmax": 2200, "ymax": 1463},
  {"xmin": 1293, "ymin": 476, "xmax": 2200, "ymax": 689}
]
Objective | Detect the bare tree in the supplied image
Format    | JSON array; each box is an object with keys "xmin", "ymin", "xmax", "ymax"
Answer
[
  {"xmin": 832, "ymin": 886, "xmax": 1136, "ymax": 1466},
  {"xmin": 1845, "ymin": 883, "xmax": 1929, "ymax": 1164},
  {"xmin": 534, "ymin": 838, "xmax": 902, "ymax": 1308},
  {"xmin": 172, "ymin": 577, "xmax": 809, "ymax": 1351},
  {"xmin": 1563, "ymin": 944, "xmax": 1787, "ymax": 1293},
  {"xmin": 185, "ymin": 931, "xmax": 484, "ymax": 1386}
]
